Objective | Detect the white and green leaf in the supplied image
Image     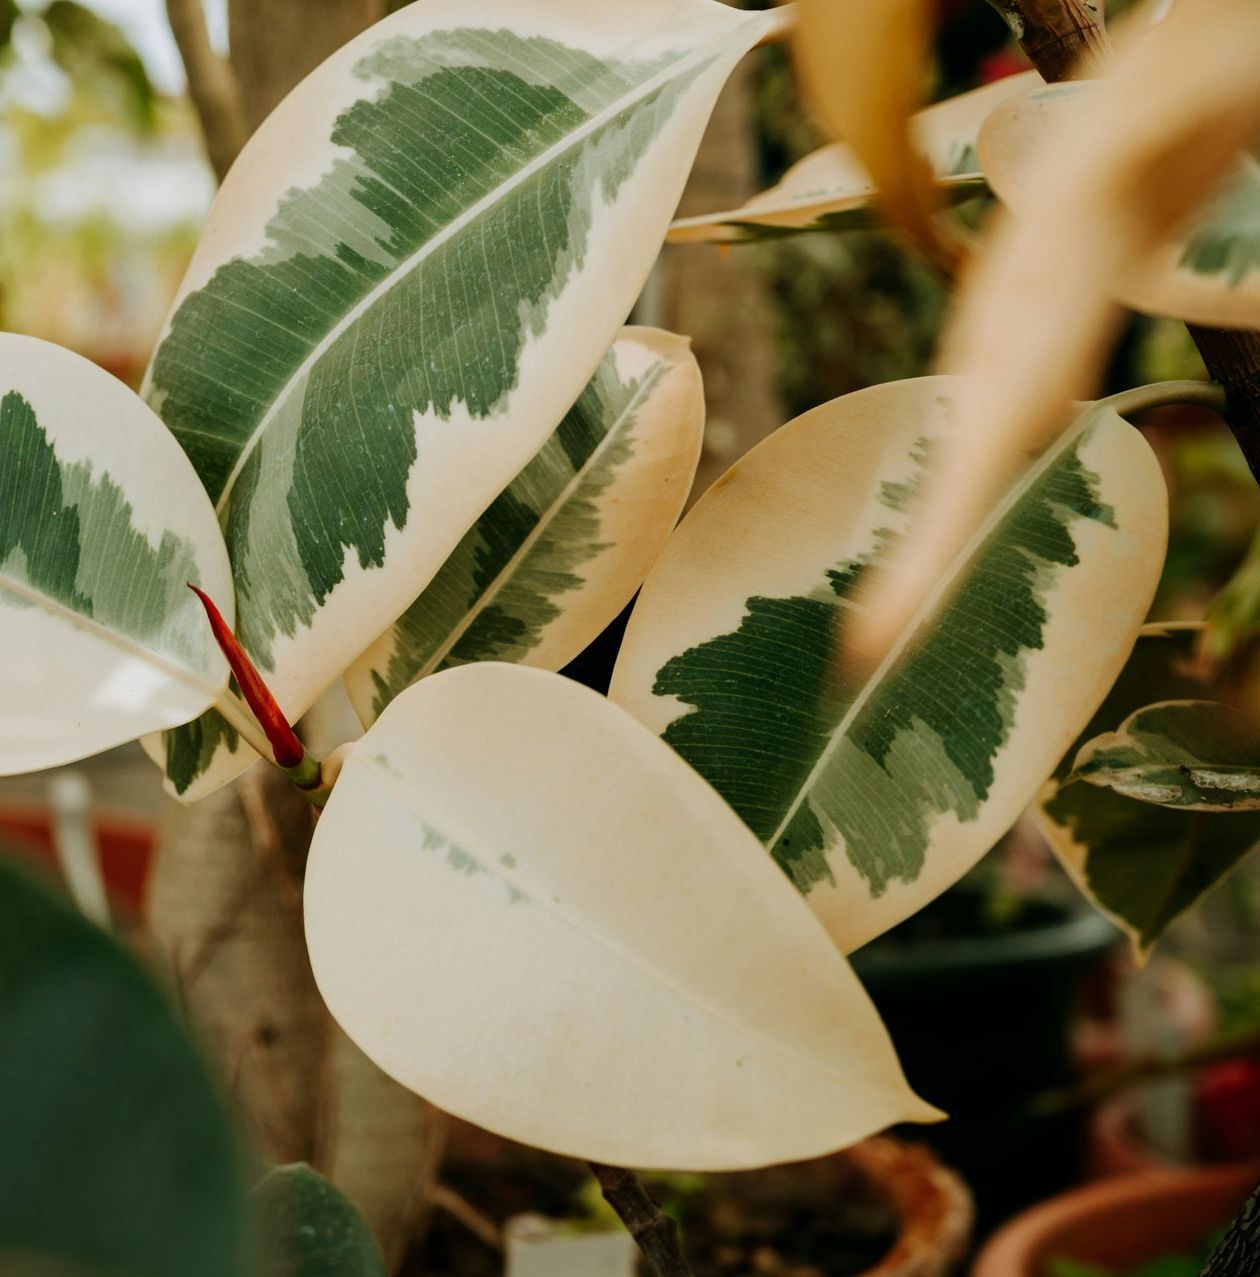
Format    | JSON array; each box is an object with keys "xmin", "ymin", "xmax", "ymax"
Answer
[
  {"xmin": 610, "ymin": 376, "xmax": 1167, "ymax": 952},
  {"xmin": 669, "ymin": 73, "xmax": 1038, "ymax": 245},
  {"xmin": 343, "ymin": 327, "xmax": 703, "ymax": 728},
  {"xmin": 1038, "ymin": 625, "xmax": 1260, "ymax": 958},
  {"xmin": 144, "ymin": 0, "xmax": 779, "ymax": 798},
  {"xmin": 305, "ymin": 662, "xmax": 939, "ymax": 1171},
  {"xmin": 0, "ymin": 334, "xmax": 233, "ymax": 775},
  {"xmin": 979, "ymin": 80, "xmax": 1260, "ymax": 327},
  {"xmin": 1071, "ymin": 699, "xmax": 1260, "ymax": 811}
]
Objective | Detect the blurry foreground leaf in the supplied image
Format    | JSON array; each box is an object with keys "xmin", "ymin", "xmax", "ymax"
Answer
[
  {"xmin": 252, "ymin": 1165, "xmax": 385, "ymax": 1277},
  {"xmin": 0, "ymin": 856, "xmax": 243, "ymax": 1277},
  {"xmin": 43, "ymin": 1, "xmax": 156, "ymax": 130}
]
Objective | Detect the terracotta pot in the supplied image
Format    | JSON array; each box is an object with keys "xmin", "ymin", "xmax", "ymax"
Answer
[
  {"xmin": 845, "ymin": 1137, "xmax": 974, "ymax": 1277},
  {"xmin": 0, "ymin": 799, "xmax": 155, "ymax": 916},
  {"xmin": 971, "ymin": 1162, "xmax": 1259, "ymax": 1276}
]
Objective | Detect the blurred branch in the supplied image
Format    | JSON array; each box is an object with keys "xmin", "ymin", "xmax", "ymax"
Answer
[
  {"xmin": 984, "ymin": 0, "xmax": 1108, "ymax": 80},
  {"xmin": 227, "ymin": 0, "xmax": 385, "ymax": 131},
  {"xmin": 165, "ymin": 0, "xmax": 247, "ymax": 181},
  {"xmin": 991, "ymin": 0, "xmax": 1260, "ymax": 484}
]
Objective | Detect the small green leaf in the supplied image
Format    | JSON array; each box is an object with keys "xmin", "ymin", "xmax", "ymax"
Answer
[
  {"xmin": 1071, "ymin": 700, "xmax": 1260, "ymax": 810},
  {"xmin": 1038, "ymin": 626, "xmax": 1260, "ymax": 958},
  {"xmin": 252, "ymin": 1165, "xmax": 385, "ymax": 1277},
  {"xmin": 0, "ymin": 856, "xmax": 243, "ymax": 1276}
]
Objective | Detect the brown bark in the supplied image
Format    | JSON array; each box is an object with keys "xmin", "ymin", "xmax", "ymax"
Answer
[
  {"xmin": 165, "ymin": 0, "xmax": 248, "ymax": 181},
  {"xmin": 986, "ymin": 0, "xmax": 1108, "ymax": 80},
  {"xmin": 148, "ymin": 767, "xmax": 328, "ymax": 1164},
  {"xmin": 227, "ymin": 0, "xmax": 386, "ymax": 131}
]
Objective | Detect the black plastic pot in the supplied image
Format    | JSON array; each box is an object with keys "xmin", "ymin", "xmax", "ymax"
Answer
[{"xmin": 853, "ymin": 889, "xmax": 1119, "ymax": 1233}]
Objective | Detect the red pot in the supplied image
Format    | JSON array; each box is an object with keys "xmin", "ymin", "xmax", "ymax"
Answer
[
  {"xmin": 972, "ymin": 1163, "xmax": 1258, "ymax": 1276},
  {"xmin": 0, "ymin": 800, "xmax": 155, "ymax": 916}
]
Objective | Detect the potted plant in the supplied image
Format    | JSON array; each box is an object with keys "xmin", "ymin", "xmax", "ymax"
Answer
[{"xmin": 3, "ymin": 0, "xmax": 1260, "ymax": 1274}]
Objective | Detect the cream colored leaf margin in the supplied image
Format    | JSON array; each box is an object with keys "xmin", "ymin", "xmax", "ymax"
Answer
[
  {"xmin": 0, "ymin": 334, "xmax": 236, "ymax": 774},
  {"xmin": 305, "ymin": 663, "xmax": 940, "ymax": 1170}
]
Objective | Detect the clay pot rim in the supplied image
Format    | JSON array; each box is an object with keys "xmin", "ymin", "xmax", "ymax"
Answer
[
  {"xmin": 972, "ymin": 1161, "xmax": 1260, "ymax": 1277},
  {"xmin": 843, "ymin": 1136, "xmax": 974, "ymax": 1277}
]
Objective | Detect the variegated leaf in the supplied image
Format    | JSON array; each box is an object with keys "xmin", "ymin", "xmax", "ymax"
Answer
[
  {"xmin": 143, "ymin": 0, "xmax": 780, "ymax": 799},
  {"xmin": 609, "ymin": 377, "xmax": 1167, "ymax": 952},
  {"xmin": 343, "ymin": 327, "xmax": 703, "ymax": 728},
  {"xmin": 669, "ymin": 73, "xmax": 1039, "ymax": 245},
  {"xmin": 979, "ymin": 80, "xmax": 1260, "ymax": 328},
  {"xmin": 305, "ymin": 662, "xmax": 939, "ymax": 1170},
  {"xmin": 1038, "ymin": 625, "xmax": 1260, "ymax": 958},
  {"xmin": 0, "ymin": 334, "xmax": 233, "ymax": 774},
  {"xmin": 1071, "ymin": 699, "xmax": 1260, "ymax": 810}
]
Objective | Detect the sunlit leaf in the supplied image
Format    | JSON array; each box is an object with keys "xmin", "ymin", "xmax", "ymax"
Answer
[
  {"xmin": 669, "ymin": 73, "xmax": 1039, "ymax": 245},
  {"xmin": 0, "ymin": 856, "xmax": 243, "ymax": 1276},
  {"xmin": 343, "ymin": 328, "xmax": 703, "ymax": 728},
  {"xmin": 980, "ymin": 80, "xmax": 1260, "ymax": 327},
  {"xmin": 0, "ymin": 334, "xmax": 233, "ymax": 775},
  {"xmin": 1038, "ymin": 624, "xmax": 1260, "ymax": 958},
  {"xmin": 144, "ymin": 0, "xmax": 778, "ymax": 799},
  {"xmin": 609, "ymin": 377, "xmax": 1166, "ymax": 951},
  {"xmin": 305, "ymin": 662, "xmax": 939, "ymax": 1170}
]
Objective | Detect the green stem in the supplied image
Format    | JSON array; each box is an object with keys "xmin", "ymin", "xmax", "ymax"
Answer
[{"xmin": 1100, "ymin": 379, "xmax": 1229, "ymax": 421}]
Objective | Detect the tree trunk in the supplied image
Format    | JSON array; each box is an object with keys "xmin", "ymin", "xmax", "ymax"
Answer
[
  {"xmin": 154, "ymin": 4, "xmax": 435, "ymax": 1269},
  {"xmin": 228, "ymin": 0, "xmax": 386, "ymax": 131}
]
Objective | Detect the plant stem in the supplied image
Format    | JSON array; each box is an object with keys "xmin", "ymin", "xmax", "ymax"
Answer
[
  {"xmin": 588, "ymin": 1163, "xmax": 693, "ymax": 1277},
  {"xmin": 1100, "ymin": 379, "xmax": 1228, "ymax": 421}
]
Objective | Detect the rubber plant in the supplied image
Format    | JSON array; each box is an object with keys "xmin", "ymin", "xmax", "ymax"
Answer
[{"xmin": 0, "ymin": 1, "xmax": 1256, "ymax": 1275}]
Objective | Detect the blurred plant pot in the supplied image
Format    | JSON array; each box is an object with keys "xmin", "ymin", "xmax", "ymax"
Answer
[
  {"xmin": 0, "ymin": 799, "xmax": 155, "ymax": 916},
  {"xmin": 853, "ymin": 889, "xmax": 1119, "ymax": 1231},
  {"xmin": 971, "ymin": 1162, "xmax": 1258, "ymax": 1277},
  {"xmin": 421, "ymin": 1125, "xmax": 972, "ymax": 1276}
]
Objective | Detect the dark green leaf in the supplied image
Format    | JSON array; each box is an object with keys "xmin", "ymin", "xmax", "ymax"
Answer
[{"xmin": 252, "ymin": 1165, "xmax": 386, "ymax": 1277}]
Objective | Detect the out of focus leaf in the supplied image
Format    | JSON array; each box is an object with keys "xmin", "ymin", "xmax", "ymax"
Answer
[
  {"xmin": 0, "ymin": 0, "xmax": 18, "ymax": 52},
  {"xmin": 981, "ymin": 81, "xmax": 1260, "ymax": 327},
  {"xmin": 252, "ymin": 1165, "xmax": 385, "ymax": 1277},
  {"xmin": 43, "ymin": 0, "xmax": 155, "ymax": 130},
  {"xmin": 0, "ymin": 855, "xmax": 243, "ymax": 1276},
  {"xmin": 850, "ymin": 0, "xmax": 1260, "ymax": 664},
  {"xmin": 796, "ymin": 0, "xmax": 959, "ymax": 269},
  {"xmin": 669, "ymin": 73, "xmax": 1039, "ymax": 245}
]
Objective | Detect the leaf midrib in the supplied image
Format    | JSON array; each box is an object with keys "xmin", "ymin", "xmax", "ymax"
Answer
[
  {"xmin": 210, "ymin": 24, "xmax": 751, "ymax": 517},
  {"xmin": 0, "ymin": 569, "xmax": 222, "ymax": 702},
  {"xmin": 351, "ymin": 749, "xmax": 905, "ymax": 1103},
  {"xmin": 762, "ymin": 409, "xmax": 1097, "ymax": 857}
]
